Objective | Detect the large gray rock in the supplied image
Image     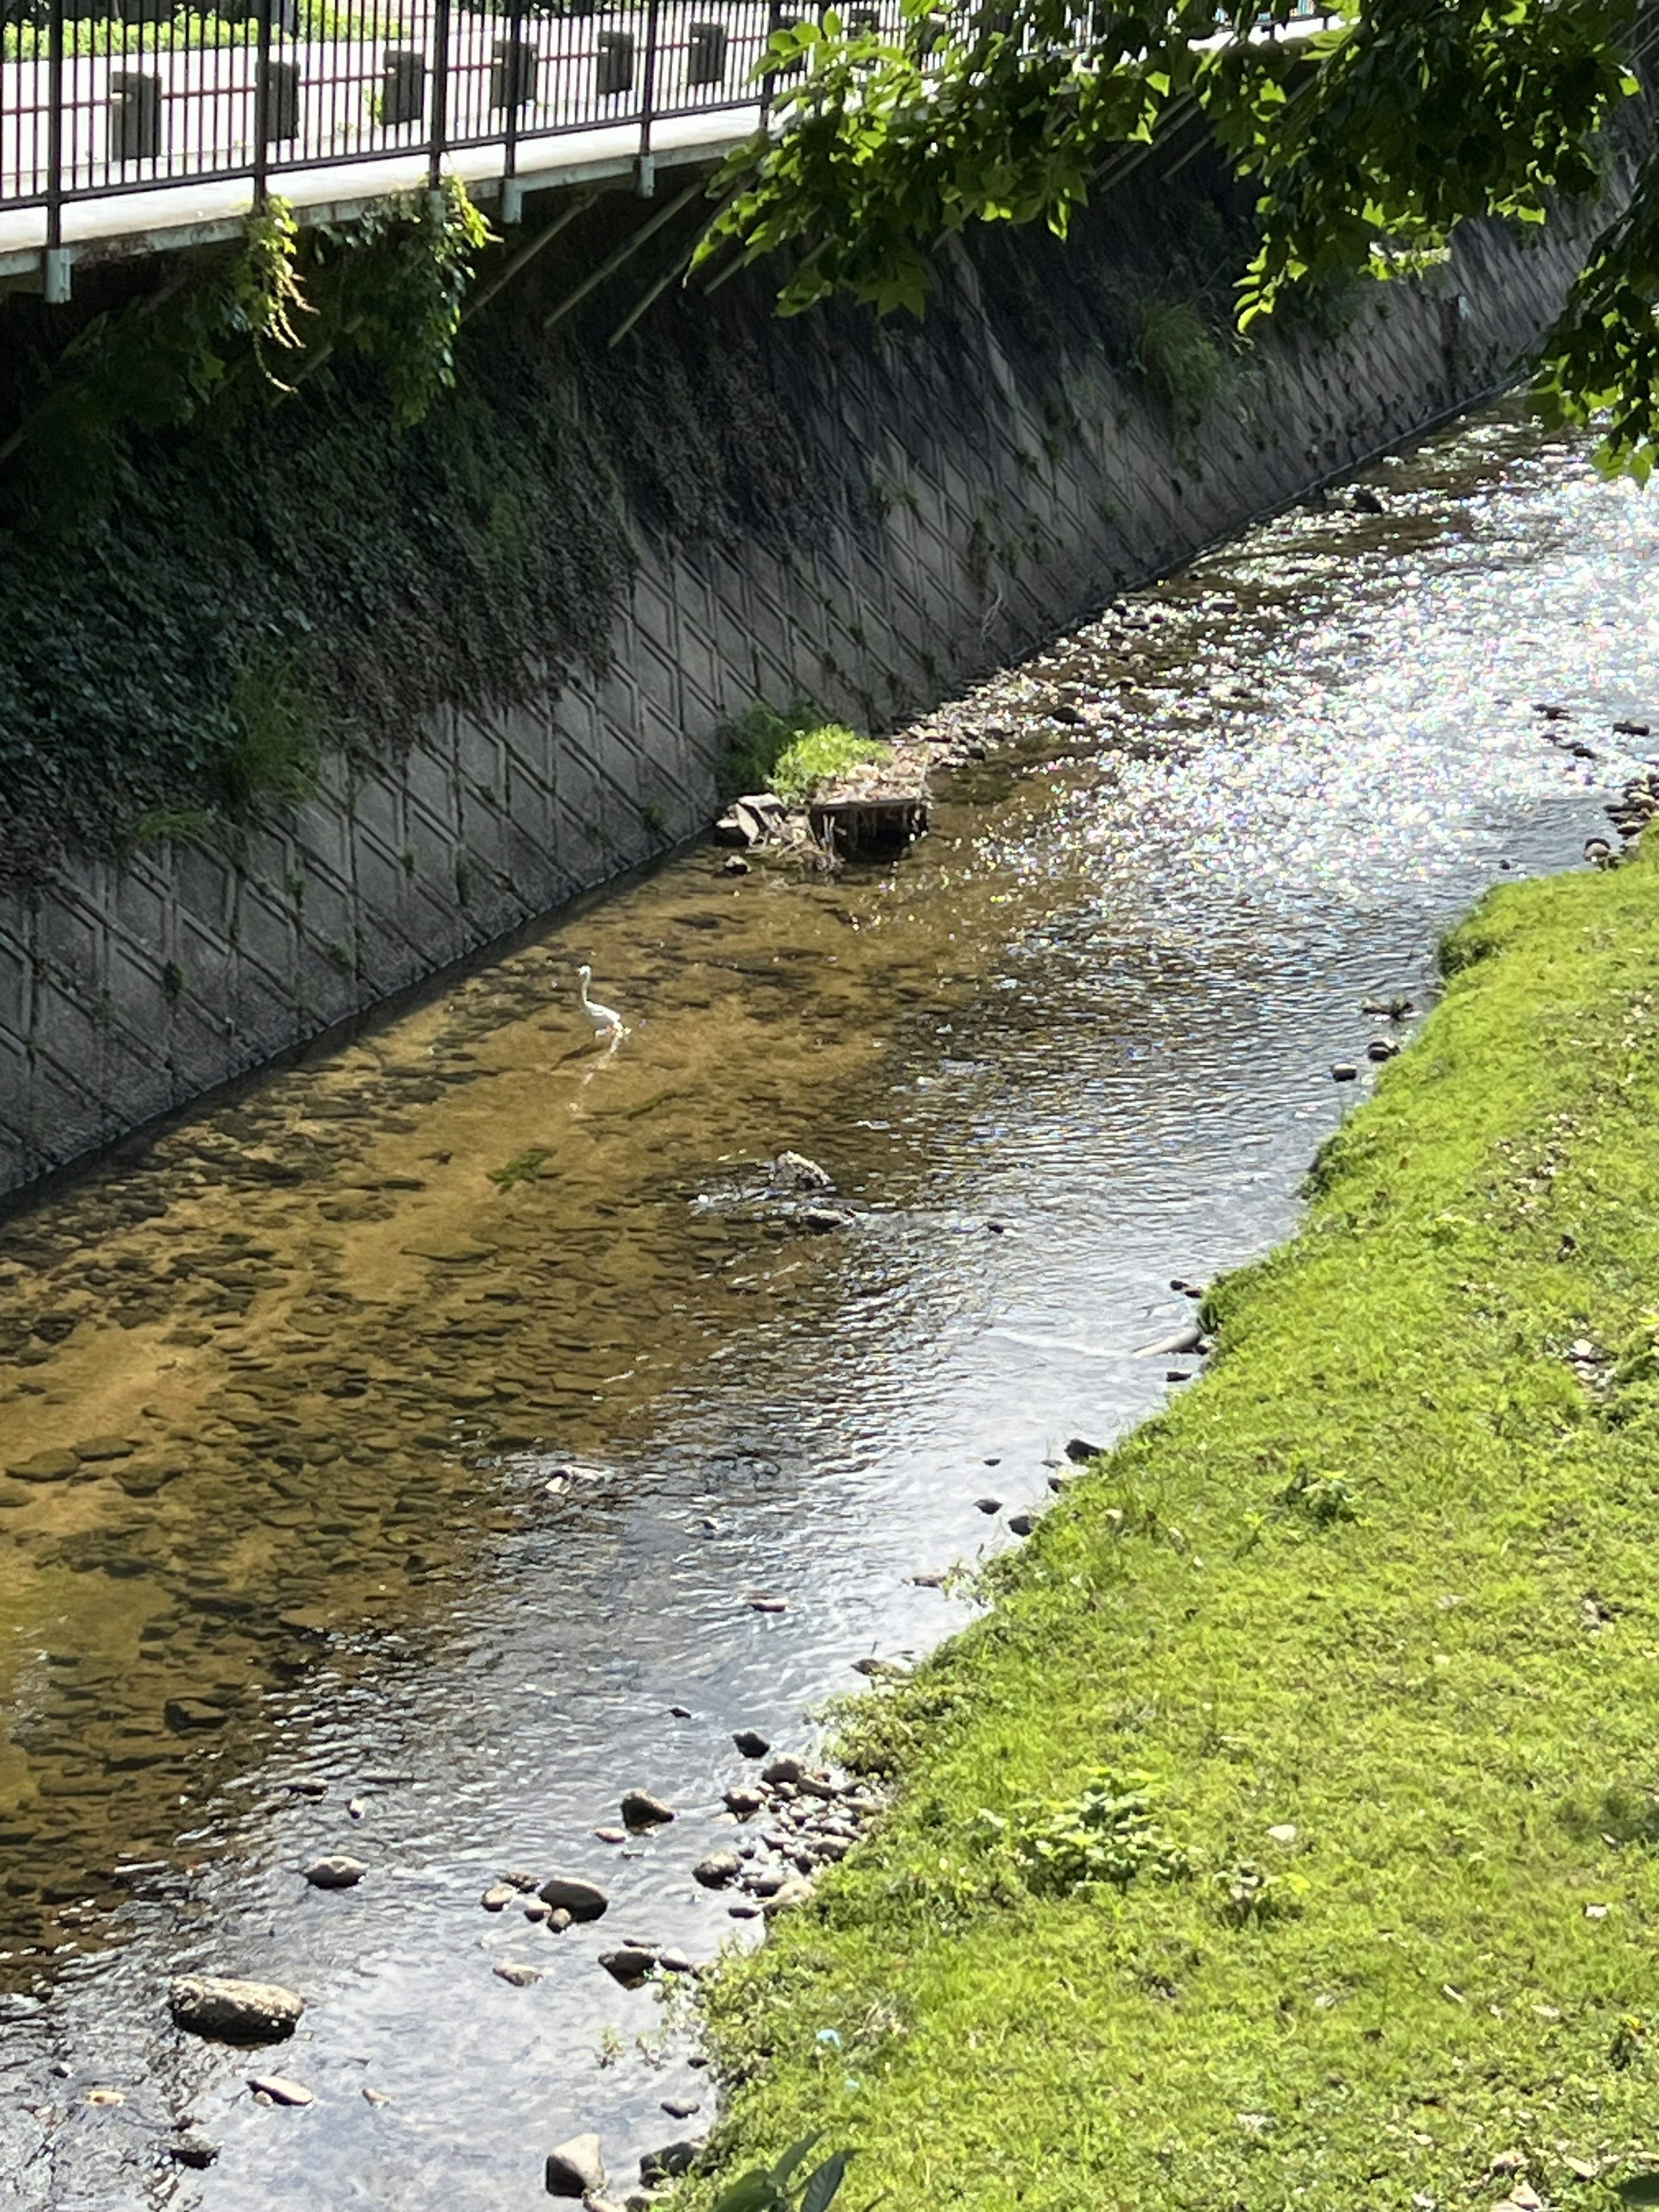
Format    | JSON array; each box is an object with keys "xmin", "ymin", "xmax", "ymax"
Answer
[
  {"xmin": 545, "ymin": 2133, "xmax": 606, "ymax": 2198},
  {"xmin": 537, "ymin": 1875, "xmax": 608, "ymax": 1920},
  {"xmin": 168, "ymin": 1975, "xmax": 304, "ymax": 2044}
]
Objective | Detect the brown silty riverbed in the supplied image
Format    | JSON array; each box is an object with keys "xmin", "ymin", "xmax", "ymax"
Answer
[{"xmin": 1, "ymin": 408, "xmax": 1657, "ymax": 2208}]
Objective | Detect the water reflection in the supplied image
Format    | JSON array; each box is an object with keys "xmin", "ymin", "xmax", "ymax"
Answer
[{"xmin": 1, "ymin": 408, "xmax": 1656, "ymax": 2205}]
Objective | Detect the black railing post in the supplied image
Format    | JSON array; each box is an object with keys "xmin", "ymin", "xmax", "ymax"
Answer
[
  {"xmin": 44, "ymin": 0, "xmax": 66, "ymax": 293},
  {"xmin": 502, "ymin": 0, "xmax": 524, "ymax": 194},
  {"xmin": 429, "ymin": 0, "xmax": 451, "ymax": 189},
  {"xmin": 637, "ymin": 0, "xmax": 661, "ymax": 188},
  {"xmin": 253, "ymin": 0, "xmax": 273, "ymax": 203}
]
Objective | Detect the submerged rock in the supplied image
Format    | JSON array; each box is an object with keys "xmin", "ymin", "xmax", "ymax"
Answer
[
  {"xmin": 170, "ymin": 2129, "xmax": 220, "ymax": 2168},
  {"xmin": 7, "ymin": 1449, "xmax": 79, "ymax": 1482},
  {"xmin": 169, "ymin": 1976, "xmax": 304, "ymax": 2044}
]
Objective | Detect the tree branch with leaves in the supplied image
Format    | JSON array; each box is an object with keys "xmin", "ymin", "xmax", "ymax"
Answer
[{"xmin": 700, "ymin": 0, "xmax": 1659, "ymax": 471}]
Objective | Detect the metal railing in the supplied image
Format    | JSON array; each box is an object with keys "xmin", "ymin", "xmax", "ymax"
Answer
[{"xmin": 0, "ymin": 0, "xmax": 1340, "ymax": 248}]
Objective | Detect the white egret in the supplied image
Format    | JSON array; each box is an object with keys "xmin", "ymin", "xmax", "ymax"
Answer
[{"xmin": 576, "ymin": 964, "xmax": 623, "ymax": 1041}]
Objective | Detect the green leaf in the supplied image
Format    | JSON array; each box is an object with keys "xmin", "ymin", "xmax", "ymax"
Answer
[
  {"xmin": 709, "ymin": 2172, "xmax": 788, "ymax": 2212},
  {"xmin": 800, "ymin": 2151, "xmax": 855, "ymax": 2212},
  {"xmin": 772, "ymin": 2134, "xmax": 827, "ymax": 2188}
]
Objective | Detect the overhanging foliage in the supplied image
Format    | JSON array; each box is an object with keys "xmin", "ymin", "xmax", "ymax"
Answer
[{"xmin": 700, "ymin": 0, "xmax": 1659, "ymax": 473}]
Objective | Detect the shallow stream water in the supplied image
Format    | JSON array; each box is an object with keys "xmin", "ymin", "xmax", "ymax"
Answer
[{"xmin": 2, "ymin": 409, "xmax": 1657, "ymax": 2209}]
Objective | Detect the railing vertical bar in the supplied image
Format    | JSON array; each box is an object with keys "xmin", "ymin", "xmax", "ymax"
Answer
[
  {"xmin": 254, "ymin": 0, "xmax": 273, "ymax": 203},
  {"xmin": 44, "ymin": 0, "xmax": 64, "ymax": 256},
  {"xmin": 639, "ymin": 0, "xmax": 661, "ymax": 173},
  {"xmin": 429, "ymin": 0, "xmax": 451, "ymax": 189},
  {"xmin": 503, "ymin": 0, "xmax": 524, "ymax": 190}
]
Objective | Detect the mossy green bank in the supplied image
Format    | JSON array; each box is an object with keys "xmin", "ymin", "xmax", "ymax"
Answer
[{"xmin": 693, "ymin": 841, "xmax": 1659, "ymax": 2212}]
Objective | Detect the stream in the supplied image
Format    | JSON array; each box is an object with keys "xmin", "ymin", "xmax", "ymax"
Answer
[{"xmin": 1, "ymin": 406, "xmax": 1656, "ymax": 2210}]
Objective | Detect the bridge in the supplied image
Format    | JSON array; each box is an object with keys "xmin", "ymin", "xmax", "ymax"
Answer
[{"xmin": 0, "ymin": 0, "xmax": 1338, "ymax": 296}]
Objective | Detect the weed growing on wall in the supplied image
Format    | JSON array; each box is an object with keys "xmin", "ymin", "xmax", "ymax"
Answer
[{"xmin": 1134, "ymin": 297, "xmax": 1230, "ymax": 431}]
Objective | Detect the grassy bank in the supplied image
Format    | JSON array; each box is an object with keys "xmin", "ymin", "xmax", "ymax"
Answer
[{"xmin": 693, "ymin": 841, "xmax": 1659, "ymax": 2212}]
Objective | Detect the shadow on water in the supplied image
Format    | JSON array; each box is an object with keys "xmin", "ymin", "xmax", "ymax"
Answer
[{"xmin": 2, "ymin": 405, "xmax": 1657, "ymax": 2204}]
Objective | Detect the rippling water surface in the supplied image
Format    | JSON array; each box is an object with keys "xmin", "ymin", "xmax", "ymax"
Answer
[{"xmin": 1, "ymin": 410, "xmax": 1656, "ymax": 2207}]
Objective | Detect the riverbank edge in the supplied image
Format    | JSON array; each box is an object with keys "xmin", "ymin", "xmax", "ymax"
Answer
[{"xmin": 684, "ymin": 839, "xmax": 1659, "ymax": 2212}]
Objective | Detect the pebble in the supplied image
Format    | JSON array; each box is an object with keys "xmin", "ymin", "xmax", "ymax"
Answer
[
  {"xmin": 1366, "ymin": 1037, "xmax": 1399, "ymax": 1062},
  {"xmin": 620, "ymin": 1789, "xmax": 676, "ymax": 1829},
  {"xmin": 658, "ymin": 1949, "xmax": 696, "ymax": 1975},
  {"xmin": 693, "ymin": 1852, "xmax": 741, "ymax": 1888},
  {"xmin": 547, "ymin": 1907, "xmax": 572, "ymax": 1932},
  {"xmin": 545, "ymin": 2133, "xmax": 607, "ymax": 2199},
  {"xmin": 1330, "ymin": 1063, "xmax": 1358, "ymax": 1082},
  {"xmin": 171, "ymin": 2129, "xmax": 220, "ymax": 2168},
  {"xmin": 537, "ymin": 1875, "xmax": 609, "ymax": 1919},
  {"xmin": 302, "ymin": 1855, "xmax": 366, "ymax": 1890},
  {"xmin": 975, "ymin": 1494, "xmax": 1003, "ymax": 1513},
  {"xmin": 732, "ymin": 1729, "xmax": 771, "ymax": 1758},
  {"xmin": 663, "ymin": 2097, "xmax": 701, "ymax": 2118},
  {"xmin": 362, "ymin": 2087, "xmax": 393, "ymax": 2107},
  {"xmin": 493, "ymin": 1962, "xmax": 543, "ymax": 1987},
  {"xmin": 723, "ymin": 1786, "xmax": 764, "ymax": 1816},
  {"xmin": 728, "ymin": 1901, "xmax": 762, "ymax": 1919},
  {"xmin": 592, "ymin": 1827, "xmax": 627, "ymax": 1845},
  {"xmin": 169, "ymin": 1975, "xmax": 305, "ymax": 2044},
  {"xmin": 502, "ymin": 1869, "xmax": 541, "ymax": 1891},
  {"xmin": 247, "ymin": 2073, "xmax": 314, "ymax": 2107},
  {"xmin": 1007, "ymin": 1513, "xmax": 1035, "ymax": 1536},
  {"xmin": 761, "ymin": 1755, "xmax": 804, "ymax": 1786},
  {"xmin": 481, "ymin": 1883, "xmax": 515, "ymax": 1912},
  {"xmin": 1065, "ymin": 1437, "xmax": 1105, "ymax": 1461},
  {"xmin": 747, "ymin": 1593, "xmax": 788, "ymax": 1613},
  {"xmin": 522, "ymin": 1900, "xmax": 551, "ymax": 1923}
]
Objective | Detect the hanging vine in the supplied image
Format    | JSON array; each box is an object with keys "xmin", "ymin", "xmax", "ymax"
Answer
[{"xmin": 0, "ymin": 177, "xmax": 493, "ymax": 531}]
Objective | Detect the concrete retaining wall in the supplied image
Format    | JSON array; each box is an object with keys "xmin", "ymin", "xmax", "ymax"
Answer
[{"xmin": 0, "ymin": 186, "xmax": 1602, "ymax": 1199}]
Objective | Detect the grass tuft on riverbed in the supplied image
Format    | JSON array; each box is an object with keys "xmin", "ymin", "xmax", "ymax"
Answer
[{"xmin": 691, "ymin": 839, "xmax": 1659, "ymax": 2211}]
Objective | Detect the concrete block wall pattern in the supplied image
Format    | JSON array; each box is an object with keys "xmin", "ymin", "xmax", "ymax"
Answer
[{"xmin": 0, "ymin": 200, "xmax": 1605, "ymax": 1199}]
